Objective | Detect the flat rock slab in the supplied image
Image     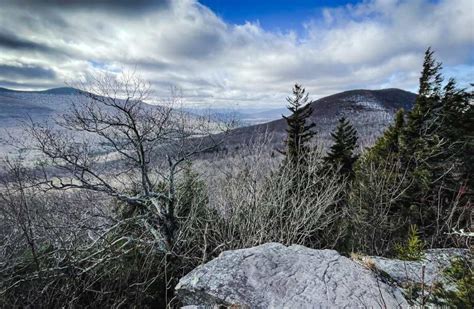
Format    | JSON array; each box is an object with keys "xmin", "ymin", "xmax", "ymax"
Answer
[
  {"xmin": 370, "ymin": 248, "xmax": 470, "ymax": 286},
  {"xmin": 176, "ymin": 243, "xmax": 408, "ymax": 308}
]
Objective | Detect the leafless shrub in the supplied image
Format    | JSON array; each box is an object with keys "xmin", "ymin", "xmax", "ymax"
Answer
[
  {"xmin": 348, "ymin": 154, "xmax": 412, "ymax": 255},
  {"xmin": 206, "ymin": 148, "xmax": 345, "ymax": 251},
  {"xmin": 0, "ymin": 157, "xmax": 114, "ymax": 306}
]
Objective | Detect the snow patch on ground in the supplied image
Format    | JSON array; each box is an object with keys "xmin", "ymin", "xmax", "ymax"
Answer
[{"xmin": 342, "ymin": 94, "xmax": 384, "ymax": 111}]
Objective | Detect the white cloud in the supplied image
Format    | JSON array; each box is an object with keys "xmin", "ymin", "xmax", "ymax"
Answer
[{"xmin": 0, "ymin": 0, "xmax": 472, "ymax": 108}]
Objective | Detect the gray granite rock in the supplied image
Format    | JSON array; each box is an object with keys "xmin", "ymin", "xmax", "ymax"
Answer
[
  {"xmin": 370, "ymin": 248, "xmax": 470, "ymax": 286},
  {"xmin": 176, "ymin": 243, "xmax": 408, "ymax": 308}
]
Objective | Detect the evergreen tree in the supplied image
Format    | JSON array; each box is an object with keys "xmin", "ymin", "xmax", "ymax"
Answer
[
  {"xmin": 399, "ymin": 48, "xmax": 447, "ymax": 214},
  {"xmin": 395, "ymin": 225, "xmax": 425, "ymax": 261},
  {"xmin": 439, "ymin": 80, "xmax": 473, "ymax": 188},
  {"xmin": 398, "ymin": 48, "xmax": 472, "ymax": 246},
  {"xmin": 401, "ymin": 47, "xmax": 443, "ymax": 164},
  {"xmin": 325, "ymin": 116, "xmax": 358, "ymax": 177},
  {"xmin": 278, "ymin": 84, "xmax": 319, "ymax": 236},
  {"xmin": 350, "ymin": 48, "xmax": 472, "ymax": 253},
  {"xmin": 176, "ymin": 161, "xmax": 208, "ymax": 220},
  {"xmin": 321, "ymin": 117, "xmax": 359, "ymax": 253},
  {"xmin": 281, "ymin": 84, "xmax": 316, "ymax": 166},
  {"xmin": 370, "ymin": 109, "xmax": 405, "ymax": 159}
]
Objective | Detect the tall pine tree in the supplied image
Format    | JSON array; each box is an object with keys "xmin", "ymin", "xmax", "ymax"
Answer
[
  {"xmin": 281, "ymin": 84, "xmax": 316, "ymax": 166},
  {"xmin": 325, "ymin": 116, "xmax": 359, "ymax": 178}
]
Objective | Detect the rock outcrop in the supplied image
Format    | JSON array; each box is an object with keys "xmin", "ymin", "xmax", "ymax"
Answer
[
  {"xmin": 175, "ymin": 243, "xmax": 409, "ymax": 308},
  {"xmin": 370, "ymin": 248, "xmax": 469, "ymax": 286},
  {"xmin": 369, "ymin": 248, "xmax": 471, "ymax": 306}
]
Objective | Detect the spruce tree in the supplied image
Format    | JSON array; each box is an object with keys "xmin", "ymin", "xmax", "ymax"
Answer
[
  {"xmin": 278, "ymin": 84, "xmax": 318, "ymax": 228},
  {"xmin": 399, "ymin": 48, "xmax": 446, "ymax": 207},
  {"xmin": 321, "ymin": 117, "xmax": 358, "ymax": 253},
  {"xmin": 325, "ymin": 116, "xmax": 358, "ymax": 177},
  {"xmin": 176, "ymin": 161, "xmax": 208, "ymax": 220},
  {"xmin": 370, "ymin": 108, "xmax": 405, "ymax": 159},
  {"xmin": 350, "ymin": 49, "xmax": 472, "ymax": 252},
  {"xmin": 399, "ymin": 48, "xmax": 472, "ymax": 246},
  {"xmin": 439, "ymin": 80, "xmax": 473, "ymax": 187},
  {"xmin": 281, "ymin": 84, "xmax": 316, "ymax": 167},
  {"xmin": 401, "ymin": 47, "xmax": 443, "ymax": 162}
]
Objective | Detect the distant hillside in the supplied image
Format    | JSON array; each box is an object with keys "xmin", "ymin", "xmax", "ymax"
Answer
[
  {"xmin": 0, "ymin": 87, "xmax": 150, "ymax": 157},
  {"xmin": 218, "ymin": 88, "xmax": 417, "ymax": 151},
  {"xmin": 0, "ymin": 86, "xmax": 417, "ymax": 157},
  {"xmin": 0, "ymin": 87, "xmax": 80, "ymax": 128},
  {"xmin": 0, "ymin": 86, "xmax": 211, "ymax": 158}
]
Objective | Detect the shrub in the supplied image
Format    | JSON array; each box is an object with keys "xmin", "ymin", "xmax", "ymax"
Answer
[
  {"xmin": 395, "ymin": 225, "xmax": 425, "ymax": 261},
  {"xmin": 432, "ymin": 257, "xmax": 474, "ymax": 307}
]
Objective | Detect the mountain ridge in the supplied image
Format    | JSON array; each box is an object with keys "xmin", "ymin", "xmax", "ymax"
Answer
[
  {"xmin": 0, "ymin": 87, "xmax": 417, "ymax": 153},
  {"xmin": 216, "ymin": 88, "xmax": 417, "ymax": 150}
]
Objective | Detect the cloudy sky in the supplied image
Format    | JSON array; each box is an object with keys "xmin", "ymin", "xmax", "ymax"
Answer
[{"xmin": 0, "ymin": 0, "xmax": 473, "ymax": 108}]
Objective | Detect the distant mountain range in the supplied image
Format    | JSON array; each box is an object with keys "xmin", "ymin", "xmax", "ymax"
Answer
[
  {"xmin": 217, "ymin": 88, "xmax": 417, "ymax": 150},
  {"xmin": 0, "ymin": 87, "xmax": 79, "ymax": 128},
  {"xmin": 0, "ymin": 86, "xmax": 286, "ymax": 127},
  {"xmin": 0, "ymin": 86, "xmax": 417, "ymax": 156}
]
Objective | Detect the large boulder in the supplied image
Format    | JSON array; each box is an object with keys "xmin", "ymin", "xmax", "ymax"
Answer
[{"xmin": 175, "ymin": 243, "xmax": 408, "ymax": 308}]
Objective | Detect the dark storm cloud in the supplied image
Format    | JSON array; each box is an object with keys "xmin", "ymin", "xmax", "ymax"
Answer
[
  {"xmin": 6, "ymin": 0, "xmax": 171, "ymax": 14},
  {"xmin": 0, "ymin": 32, "xmax": 58, "ymax": 54},
  {"xmin": 0, "ymin": 64, "xmax": 57, "ymax": 80}
]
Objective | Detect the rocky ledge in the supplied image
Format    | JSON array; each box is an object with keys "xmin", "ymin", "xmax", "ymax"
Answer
[
  {"xmin": 176, "ymin": 243, "xmax": 408, "ymax": 308},
  {"xmin": 176, "ymin": 243, "xmax": 471, "ymax": 308},
  {"xmin": 370, "ymin": 248, "xmax": 469, "ymax": 286}
]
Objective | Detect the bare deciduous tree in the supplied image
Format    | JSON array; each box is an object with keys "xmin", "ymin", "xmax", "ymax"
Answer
[{"xmin": 24, "ymin": 72, "xmax": 227, "ymax": 249}]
